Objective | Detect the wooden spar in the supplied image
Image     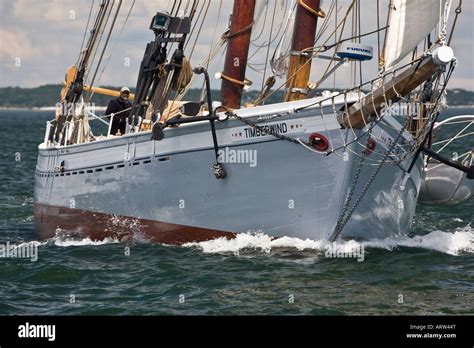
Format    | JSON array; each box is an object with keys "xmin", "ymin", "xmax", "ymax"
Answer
[
  {"xmin": 339, "ymin": 56, "xmax": 444, "ymax": 129},
  {"xmin": 83, "ymin": 85, "xmax": 135, "ymax": 100},
  {"xmin": 220, "ymin": 0, "xmax": 257, "ymax": 109},
  {"xmin": 285, "ymin": 0, "xmax": 323, "ymax": 102}
]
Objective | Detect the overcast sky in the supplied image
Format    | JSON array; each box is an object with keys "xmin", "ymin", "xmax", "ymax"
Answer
[{"xmin": 0, "ymin": 0, "xmax": 473, "ymax": 92}]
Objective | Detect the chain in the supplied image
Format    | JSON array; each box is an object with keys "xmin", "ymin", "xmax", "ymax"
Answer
[
  {"xmin": 329, "ymin": 116, "xmax": 411, "ymax": 242},
  {"xmin": 331, "ymin": 131, "xmax": 373, "ymax": 240},
  {"xmin": 231, "ymin": 107, "xmax": 408, "ymax": 242},
  {"xmin": 228, "ymin": 105, "xmax": 415, "ymax": 242}
]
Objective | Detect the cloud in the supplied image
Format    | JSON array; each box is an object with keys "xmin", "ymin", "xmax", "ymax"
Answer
[
  {"xmin": 0, "ymin": 0, "xmax": 473, "ymax": 91},
  {"xmin": 0, "ymin": 29, "xmax": 42, "ymax": 61}
]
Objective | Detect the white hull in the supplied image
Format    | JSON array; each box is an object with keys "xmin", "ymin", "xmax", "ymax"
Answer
[{"xmin": 34, "ymin": 96, "xmax": 423, "ymax": 243}]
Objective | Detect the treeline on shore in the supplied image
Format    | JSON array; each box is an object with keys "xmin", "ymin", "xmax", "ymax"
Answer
[
  {"xmin": 0, "ymin": 84, "xmax": 283, "ymax": 108},
  {"xmin": 0, "ymin": 84, "xmax": 473, "ymax": 108}
]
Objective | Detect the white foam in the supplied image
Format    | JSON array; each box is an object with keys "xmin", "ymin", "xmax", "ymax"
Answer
[
  {"xmin": 51, "ymin": 236, "xmax": 119, "ymax": 247},
  {"xmin": 184, "ymin": 226, "xmax": 474, "ymax": 256},
  {"xmin": 184, "ymin": 232, "xmax": 274, "ymax": 255},
  {"xmin": 364, "ymin": 225, "xmax": 473, "ymax": 256},
  {"xmin": 17, "ymin": 236, "xmax": 122, "ymax": 248},
  {"xmin": 184, "ymin": 232, "xmax": 366, "ymax": 255},
  {"xmin": 35, "ymin": 232, "xmax": 120, "ymax": 247},
  {"xmin": 4, "ymin": 236, "xmax": 119, "ymax": 249}
]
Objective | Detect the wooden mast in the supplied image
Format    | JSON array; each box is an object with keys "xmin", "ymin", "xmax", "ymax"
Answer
[
  {"xmin": 220, "ymin": 0, "xmax": 257, "ymax": 109},
  {"xmin": 285, "ymin": 0, "xmax": 323, "ymax": 102}
]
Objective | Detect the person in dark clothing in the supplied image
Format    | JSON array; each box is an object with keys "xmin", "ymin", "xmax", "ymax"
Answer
[{"xmin": 105, "ymin": 87, "xmax": 132, "ymax": 136}]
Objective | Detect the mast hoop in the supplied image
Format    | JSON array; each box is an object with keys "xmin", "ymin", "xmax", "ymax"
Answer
[
  {"xmin": 218, "ymin": 72, "xmax": 252, "ymax": 87},
  {"xmin": 286, "ymin": 87, "xmax": 309, "ymax": 95},
  {"xmin": 289, "ymin": 49, "xmax": 312, "ymax": 57},
  {"xmin": 223, "ymin": 21, "xmax": 255, "ymax": 40},
  {"xmin": 297, "ymin": 0, "xmax": 326, "ymax": 18}
]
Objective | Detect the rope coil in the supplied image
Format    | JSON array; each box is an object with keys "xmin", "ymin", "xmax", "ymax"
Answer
[{"xmin": 172, "ymin": 57, "xmax": 193, "ymax": 93}]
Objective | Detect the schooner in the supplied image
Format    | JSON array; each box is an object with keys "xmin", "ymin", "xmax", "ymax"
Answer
[{"xmin": 34, "ymin": 0, "xmax": 470, "ymax": 244}]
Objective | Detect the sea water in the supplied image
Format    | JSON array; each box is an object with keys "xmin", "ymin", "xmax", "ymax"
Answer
[{"xmin": 0, "ymin": 109, "xmax": 472, "ymax": 315}]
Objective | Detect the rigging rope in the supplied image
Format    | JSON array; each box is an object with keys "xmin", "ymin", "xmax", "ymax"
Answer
[
  {"xmin": 357, "ymin": 0, "xmax": 362, "ymax": 86},
  {"xmin": 260, "ymin": 0, "xmax": 356, "ymax": 104},
  {"xmin": 439, "ymin": 0, "xmax": 453, "ymax": 45},
  {"xmin": 260, "ymin": 0, "xmax": 278, "ymax": 89},
  {"xmin": 84, "ymin": 1, "xmax": 114, "ymax": 89},
  {"xmin": 92, "ymin": 0, "xmax": 136, "ymax": 100},
  {"xmin": 271, "ymin": 0, "xmax": 297, "ymax": 77},
  {"xmin": 379, "ymin": 0, "xmax": 395, "ymax": 73},
  {"xmin": 252, "ymin": 76, "xmax": 276, "ymax": 106},
  {"xmin": 88, "ymin": 1, "xmax": 123, "ymax": 90},
  {"xmin": 447, "ymin": 0, "xmax": 462, "ymax": 45},
  {"xmin": 76, "ymin": 1, "xmax": 95, "ymax": 68},
  {"xmin": 185, "ymin": 0, "xmax": 210, "ymax": 55},
  {"xmin": 376, "ymin": 0, "xmax": 381, "ymax": 66},
  {"xmin": 250, "ymin": 0, "xmax": 270, "ymax": 43},
  {"xmin": 244, "ymin": 54, "xmax": 451, "ymax": 167}
]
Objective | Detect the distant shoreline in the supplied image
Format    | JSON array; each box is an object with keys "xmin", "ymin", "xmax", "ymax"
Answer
[
  {"xmin": 445, "ymin": 105, "xmax": 474, "ymax": 108},
  {"xmin": 0, "ymin": 106, "xmax": 107, "ymax": 111},
  {"xmin": 1, "ymin": 105, "xmax": 473, "ymax": 111}
]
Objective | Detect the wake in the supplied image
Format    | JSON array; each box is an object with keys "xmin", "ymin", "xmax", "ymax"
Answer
[{"xmin": 184, "ymin": 225, "xmax": 473, "ymax": 256}]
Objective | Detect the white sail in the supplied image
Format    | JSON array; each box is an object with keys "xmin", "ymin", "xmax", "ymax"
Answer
[{"xmin": 383, "ymin": 0, "xmax": 441, "ymax": 69}]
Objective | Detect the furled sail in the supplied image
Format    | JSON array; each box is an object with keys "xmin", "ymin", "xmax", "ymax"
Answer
[{"xmin": 382, "ymin": 0, "xmax": 441, "ymax": 69}]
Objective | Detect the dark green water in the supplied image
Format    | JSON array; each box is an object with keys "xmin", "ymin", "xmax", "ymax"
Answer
[{"xmin": 0, "ymin": 109, "xmax": 472, "ymax": 315}]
